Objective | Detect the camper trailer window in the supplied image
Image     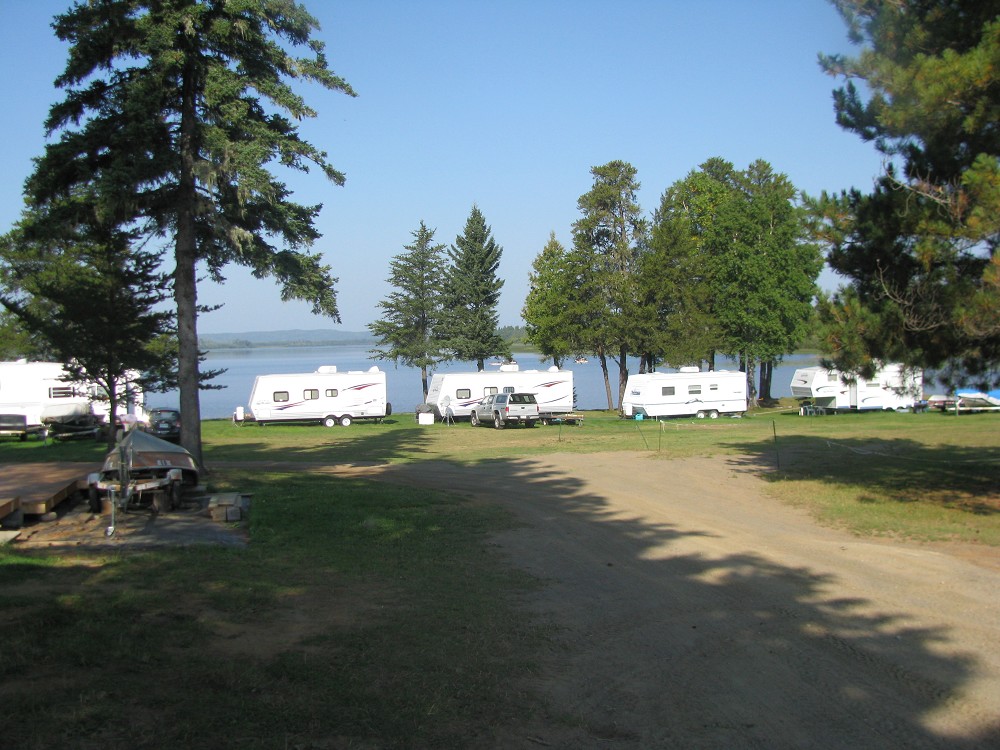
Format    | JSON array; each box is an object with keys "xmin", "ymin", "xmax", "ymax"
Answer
[
  {"xmin": 457, "ymin": 389, "xmax": 471, "ymax": 399},
  {"xmin": 485, "ymin": 387, "xmax": 498, "ymax": 395},
  {"xmin": 503, "ymin": 386, "xmax": 515, "ymax": 394},
  {"xmin": 49, "ymin": 386, "xmax": 77, "ymax": 399},
  {"xmin": 304, "ymin": 389, "xmax": 319, "ymax": 400},
  {"xmin": 709, "ymin": 384, "xmax": 719, "ymax": 391},
  {"xmin": 661, "ymin": 386, "xmax": 675, "ymax": 396},
  {"xmin": 326, "ymin": 389, "xmax": 339, "ymax": 398},
  {"xmin": 688, "ymin": 385, "xmax": 702, "ymax": 395},
  {"xmin": 274, "ymin": 391, "xmax": 290, "ymax": 402}
]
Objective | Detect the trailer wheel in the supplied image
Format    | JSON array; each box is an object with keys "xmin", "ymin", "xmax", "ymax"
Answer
[
  {"xmin": 470, "ymin": 411, "xmax": 480, "ymax": 427},
  {"xmin": 696, "ymin": 411, "xmax": 706, "ymax": 419},
  {"xmin": 87, "ymin": 486, "xmax": 102, "ymax": 514},
  {"xmin": 708, "ymin": 410, "xmax": 719, "ymax": 419},
  {"xmin": 339, "ymin": 415, "xmax": 353, "ymax": 427},
  {"xmin": 323, "ymin": 416, "xmax": 337, "ymax": 428},
  {"xmin": 153, "ymin": 490, "xmax": 171, "ymax": 515},
  {"xmin": 385, "ymin": 402, "xmax": 392, "ymax": 417},
  {"xmin": 494, "ymin": 414, "xmax": 505, "ymax": 429}
]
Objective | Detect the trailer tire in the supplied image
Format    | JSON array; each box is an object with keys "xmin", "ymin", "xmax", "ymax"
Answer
[
  {"xmin": 385, "ymin": 402, "xmax": 392, "ymax": 417},
  {"xmin": 87, "ymin": 486, "xmax": 101, "ymax": 514},
  {"xmin": 153, "ymin": 491, "xmax": 171, "ymax": 515},
  {"xmin": 323, "ymin": 416, "xmax": 337, "ymax": 428},
  {"xmin": 470, "ymin": 411, "xmax": 480, "ymax": 427},
  {"xmin": 339, "ymin": 415, "xmax": 353, "ymax": 427},
  {"xmin": 696, "ymin": 411, "xmax": 706, "ymax": 419},
  {"xmin": 708, "ymin": 410, "xmax": 719, "ymax": 419},
  {"xmin": 494, "ymin": 414, "xmax": 505, "ymax": 429}
]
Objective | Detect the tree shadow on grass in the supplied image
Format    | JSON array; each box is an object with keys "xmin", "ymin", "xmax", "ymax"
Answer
[{"xmin": 724, "ymin": 432, "xmax": 1000, "ymax": 514}]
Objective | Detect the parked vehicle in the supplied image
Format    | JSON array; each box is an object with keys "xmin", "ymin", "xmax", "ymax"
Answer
[
  {"xmin": 470, "ymin": 392, "xmax": 540, "ymax": 428},
  {"xmin": 789, "ymin": 363, "xmax": 922, "ymax": 411},
  {"xmin": 144, "ymin": 407, "xmax": 181, "ymax": 442},
  {"xmin": 0, "ymin": 360, "xmax": 145, "ymax": 439},
  {"xmin": 621, "ymin": 368, "xmax": 747, "ymax": 419},
  {"xmin": 87, "ymin": 429, "xmax": 199, "ymax": 515},
  {"xmin": 424, "ymin": 364, "xmax": 573, "ymax": 421},
  {"xmin": 236, "ymin": 365, "xmax": 390, "ymax": 427},
  {"xmin": 952, "ymin": 388, "xmax": 1000, "ymax": 413}
]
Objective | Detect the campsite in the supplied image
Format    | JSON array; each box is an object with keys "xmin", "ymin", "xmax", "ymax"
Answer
[{"xmin": 2, "ymin": 406, "xmax": 998, "ymax": 748}]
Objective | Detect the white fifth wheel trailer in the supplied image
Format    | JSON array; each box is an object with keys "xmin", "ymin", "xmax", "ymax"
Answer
[
  {"xmin": 789, "ymin": 363, "xmax": 922, "ymax": 411},
  {"xmin": 621, "ymin": 367, "xmax": 747, "ymax": 419},
  {"xmin": 423, "ymin": 364, "xmax": 573, "ymax": 421},
  {"xmin": 0, "ymin": 360, "xmax": 145, "ymax": 439},
  {"xmin": 239, "ymin": 366, "xmax": 390, "ymax": 427}
]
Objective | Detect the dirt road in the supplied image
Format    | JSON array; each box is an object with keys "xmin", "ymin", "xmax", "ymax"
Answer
[{"xmin": 369, "ymin": 452, "xmax": 1000, "ymax": 749}]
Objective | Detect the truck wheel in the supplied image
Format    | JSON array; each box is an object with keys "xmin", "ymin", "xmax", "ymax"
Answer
[
  {"xmin": 339, "ymin": 415, "xmax": 353, "ymax": 427},
  {"xmin": 494, "ymin": 414, "xmax": 505, "ymax": 429},
  {"xmin": 323, "ymin": 416, "xmax": 337, "ymax": 428},
  {"xmin": 470, "ymin": 411, "xmax": 480, "ymax": 427}
]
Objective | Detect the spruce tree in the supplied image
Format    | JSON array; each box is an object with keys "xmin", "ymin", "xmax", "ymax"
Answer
[
  {"xmin": 25, "ymin": 0, "xmax": 354, "ymax": 463},
  {"xmin": 439, "ymin": 205, "xmax": 508, "ymax": 371},
  {"xmin": 369, "ymin": 221, "xmax": 447, "ymax": 399}
]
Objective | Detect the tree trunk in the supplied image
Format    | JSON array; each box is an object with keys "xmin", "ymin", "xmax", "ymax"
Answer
[
  {"xmin": 176, "ymin": 61, "xmax": 203, "ymax": 467},
  {"xmin": 104, "ymin": 375, "xmax": 119, "ymax": 453},
  {"xmin": 617, "ymin": 343, "xmax": 629, "ymax": 411},
  {"xmin": 759, "ymin": 360, "xmax": 773, "ymax": 402},
  {"xmin": 421, "ymin": 365, "xmax": 429, "ymax": 402},
  {"xmin": 743, "ymin": 354, "xmax": 759, "ymax": 409},
  {"xmin": 598, "ymin": 348, "xmax": 614, "ymax": 410}
]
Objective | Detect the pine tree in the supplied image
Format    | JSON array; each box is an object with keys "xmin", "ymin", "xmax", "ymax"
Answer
[
  {"xmin": 572, "ymin": 161, "xmax": 646, "ymax": 409},
  {"xmin": 369, "ymin": 221, "xmax": 447, "ymax": 399},
  {"xmin": 0, "ymin": 212, "xmax": 174, "ymax": 449},
  {"xmin": 25, "ymin": 0, "xmax": 355, "ymax": 463},
  {"xmin": 815, "ymin": 0, "xmax": 1000, "ymax": 387},
  {"xmin": 522, "ymin": 232, "xmax": 579, "ymax": 368},
  {"xmin": 438, "ymin": 206, "xmax": 508, "ymax": 371}
]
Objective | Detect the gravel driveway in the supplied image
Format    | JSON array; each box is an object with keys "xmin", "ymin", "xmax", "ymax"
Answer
[{"xmin": 374, "ymin": 452, "xmax": 1000, "ymax": 749}]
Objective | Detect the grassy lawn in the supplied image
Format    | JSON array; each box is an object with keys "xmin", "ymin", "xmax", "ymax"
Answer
[{"xmin": 1, "ymin": 404, "xmax": 997, "ymax": 747}]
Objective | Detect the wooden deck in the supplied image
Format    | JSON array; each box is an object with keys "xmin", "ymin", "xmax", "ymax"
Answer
[{"xmin": 0, "ymin": 462, "xmax": 100, "ymax": 519}]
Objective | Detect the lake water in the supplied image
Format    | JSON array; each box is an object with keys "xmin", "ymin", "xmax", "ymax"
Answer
[{"xmin": 156, "ymin": 345, "xmax": 821, "ymax": 419}]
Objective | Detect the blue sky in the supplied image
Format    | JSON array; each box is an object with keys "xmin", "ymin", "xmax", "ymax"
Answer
[{"xmin": 0, "ymin": 0, "xmax": 884, "ymax": 334}]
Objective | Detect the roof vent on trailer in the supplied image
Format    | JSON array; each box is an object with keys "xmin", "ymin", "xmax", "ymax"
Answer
[
  {"xmin": 499, "ymin": 364, "xmax": 520, "ymax": 372},
  {"xmin": 316, "ymin": 366, "xmax": 337, "ymax": 373}
]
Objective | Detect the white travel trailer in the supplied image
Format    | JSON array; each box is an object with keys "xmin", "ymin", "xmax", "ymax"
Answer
[
  {"xmin": 240, "ymin": 365, "xmax": 390, "ymax": 427},
  {"xmin": 789, "ymin": 363, "xmax": 923, "ymax": 411},
  {"xmin": 423, "ymin": 364, "xmax": 574, "ymax": 421},
  {"xmin": 621, "ymin": 367, "xmax": 747, "ymax": 419},
  {"xmin": 0, "ymin": 360, "xmax": 145, "ymax": 438}
]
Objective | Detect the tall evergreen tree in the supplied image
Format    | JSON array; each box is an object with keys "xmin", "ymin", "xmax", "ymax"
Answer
[
  {"xmin": 523, "ymin": 232, "xmax": 579, "ymax": 367},
  {"xmin": 572, "ymin": 161, "xmax": 646, "ymax": 409},
  {"xmin": 25, "ymin": 0, "xmax": 355, "ymax": 463},
  {"xmin": 438, "ymin": 205, "xmax": 508, "ymax": 371},
  {"xmin": 815, "ymin": 0, "xmax": 1000, "ymax": 387},
  {"xmin": 369, "ymin": 221, "xmax": 447, "ymax": 399}
]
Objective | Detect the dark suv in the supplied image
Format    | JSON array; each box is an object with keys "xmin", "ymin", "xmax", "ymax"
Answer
[{"xmin": 145, "ymin": 407, "xmax": 181, "ymax": 443}]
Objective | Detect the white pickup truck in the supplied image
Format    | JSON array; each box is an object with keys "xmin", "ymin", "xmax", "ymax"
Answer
[{"xmin": 469, "ymin": 392, "xmax": 539, "ymax": 429}]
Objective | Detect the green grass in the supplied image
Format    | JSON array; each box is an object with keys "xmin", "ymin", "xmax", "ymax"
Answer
[{"xmin": 1, "ymin": 403, "xmax": 998, "ymax": 747}]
